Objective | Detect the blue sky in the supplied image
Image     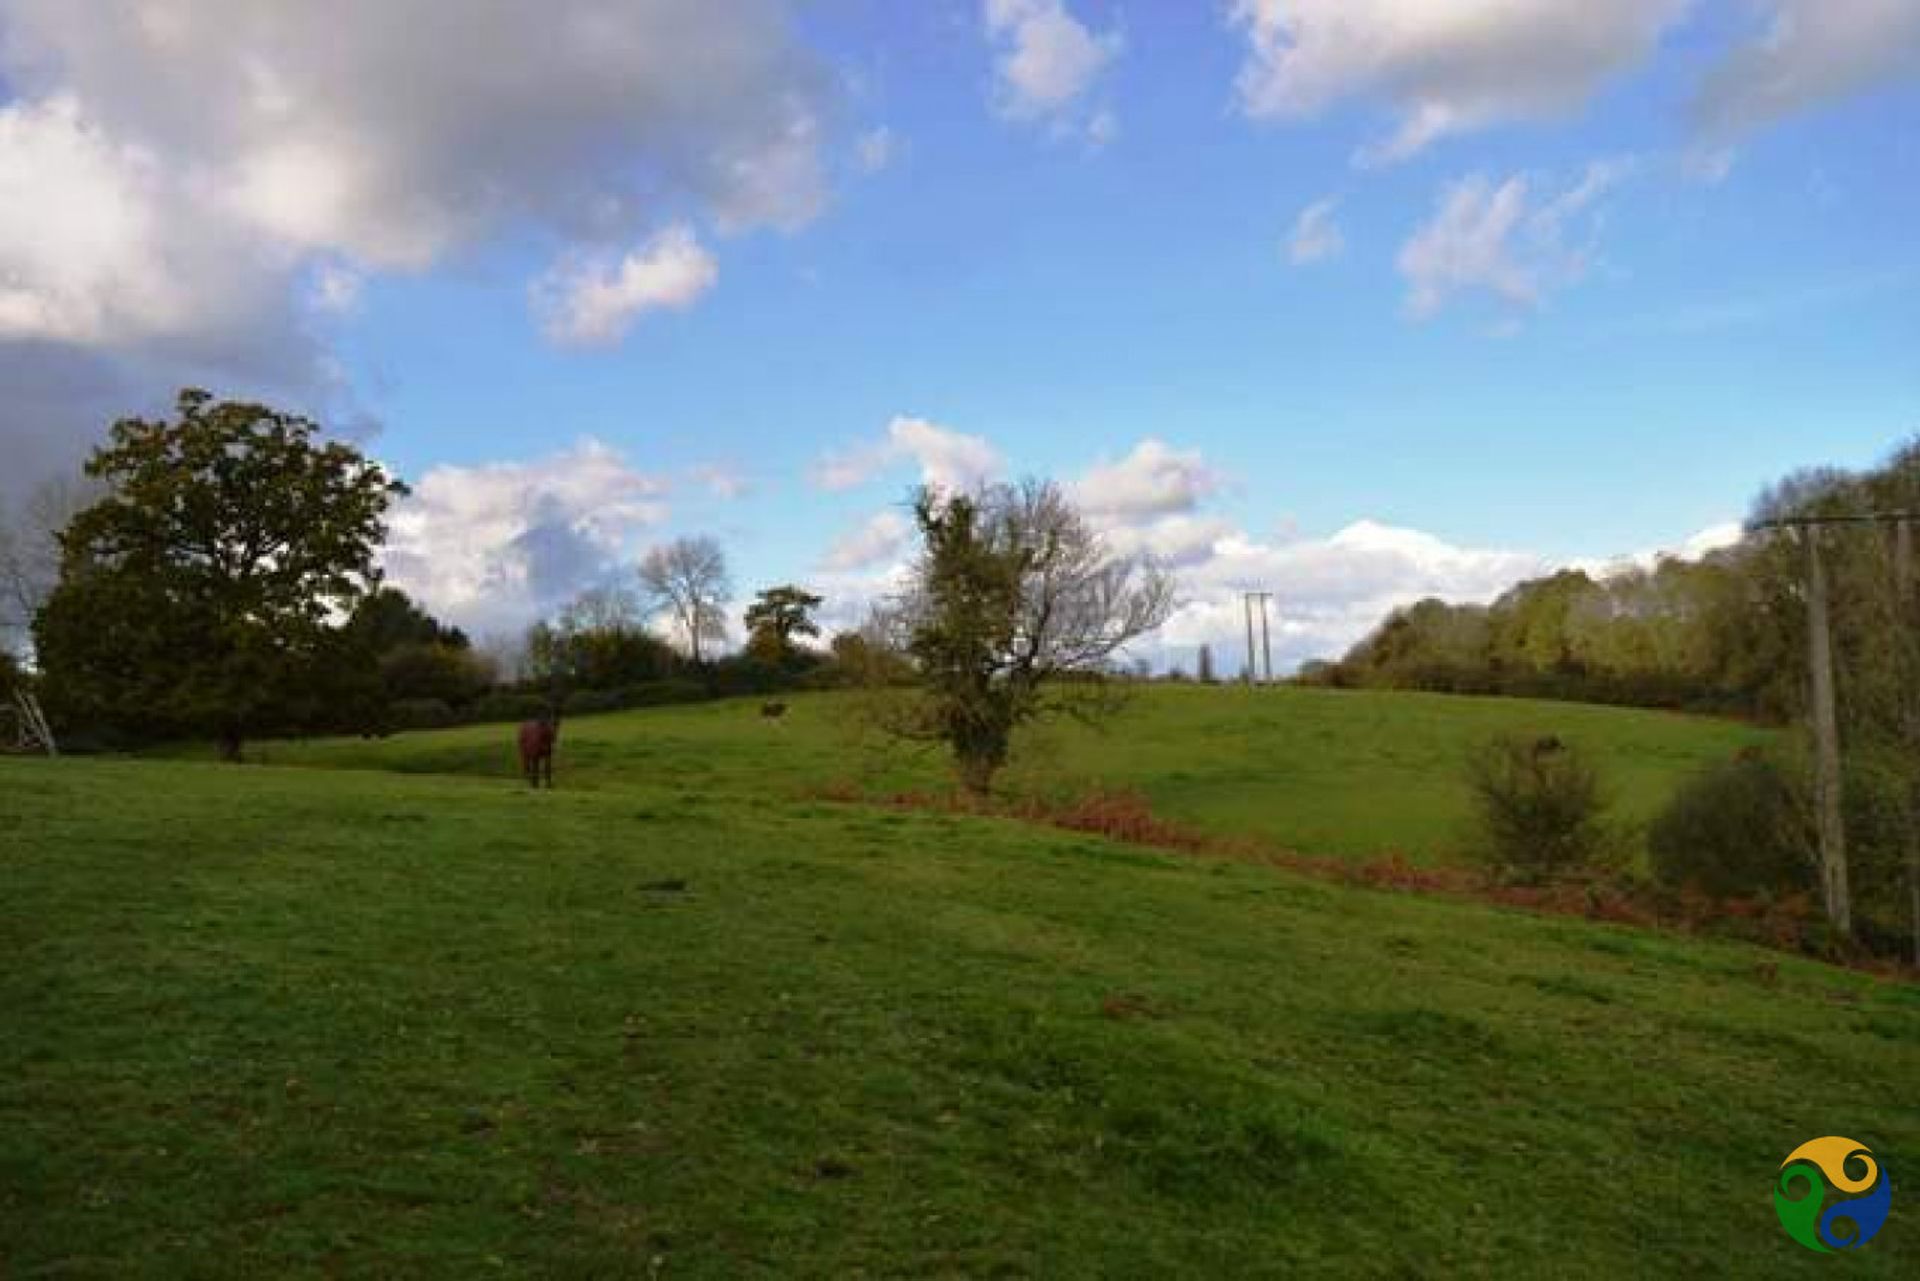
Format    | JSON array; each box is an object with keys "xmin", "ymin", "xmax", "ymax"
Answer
[{"xmin": 2, "ymin": 1, "xmax": 1916, "ymax": 667}]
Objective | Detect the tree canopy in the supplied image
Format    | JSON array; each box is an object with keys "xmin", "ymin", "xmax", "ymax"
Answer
[
  {"xmin": 34, "ymin": 390, "xmax": 406, "ymax": 757},
  {"xmin": 885, "ymin": 480, "xmax": 1172, "ymax": 793},
  {"xmin": 744, "ymin": 585, "xmax": 823, "ymax": 663}
]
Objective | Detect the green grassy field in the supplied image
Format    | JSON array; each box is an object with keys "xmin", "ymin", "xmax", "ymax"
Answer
[
  {"xmin": 4, "ymin": 689, "xmax": 1914, "ymax": 1277},
  {"xmin": 234, "ymin": 685, "xmax": 1773, "ymax": 862}
]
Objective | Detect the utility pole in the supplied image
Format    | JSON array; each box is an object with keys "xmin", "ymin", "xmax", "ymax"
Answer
[
  {"xmin": 1801, "ymin": 526, "xmax": 1850, "ymax": 938},
  {"xmin": 1896, "ymin": 516, "xmax": 1919, "ymax": 965},
  {"xmin": 1243, "ymin": 593, "xmax": 1256, "ymax": 686},
  {"xmin": 1751, "ymin": 510, "xmax": 1920, "ymax": 941},
  {"xmin": 1254, "ymin": 592, "xmax": 1274, "ymax": 682},
  {"xmin": 1748, "ymin": 511, "xmax": 1920, "ymax": 941},
  {"xmin": 1242, "ymin": 591, "xmax": 1274, "ymax": 684}
]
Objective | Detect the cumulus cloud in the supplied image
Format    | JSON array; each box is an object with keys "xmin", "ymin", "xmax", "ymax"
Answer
[
  {"xmin": 1228, "ymin": 0, "xmax": 1688, "ymax": 162},
  {"xmin": 1694, "ymin": 0, "xmax": 1920, "ymax": 138},
  {"xmin": 1153, "ymin": 519, "xmax": 1550, "ymax": 673},
  {"xmin": 533, "ymin": 224, "xmax": 718, "ymax": 347},
  {"xmin": 983, "ymin": 0, "xmax": 1122, "ymax": 142},
  {"xmin": 821, "ymin": 509, "xmax": 913, "ymax": 572},
  {"xmin": 811, "ymin": 416, "xmax": 1005, "ymax": 493},
  {"xmin": 380, "ymin": 439, "xmax": 670, "ymax": 635},
  {"xmin": 1398, "ymin": 160, "xmax": 1630, "ymax": 320},
  {"xmin": 0, "ymin": 0, "xmax": 831, "ymax": 267},
  {"xmin": 1286, "ymin": 196, "xmax": 1344, "ymax": 266},
  {"xmin": 1072, "ymin": 439, "xmax": 1223, "ymax": 521},
  {"xmin": 0, "ymin": 0, "xmax": 833, "ymax": 500}
]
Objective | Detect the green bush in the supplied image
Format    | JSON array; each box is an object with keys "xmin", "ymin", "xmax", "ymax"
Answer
[
  {"xmin": 466, "ymin": 692, "xmax": 553, "ymax": 724},
  {"xmin": 1648, "ymin": 750, "xmax": 1810, "ymax": 897},
  {"xmin": 562, "ymin": 688, "xmax": 625, "ymax": 716},
  {"xmin": 1464, "ymin": 734, "xmax": 1613, "ymax": 882},
  {"xmin": 387, "ymin": 698, "xmax": 455, "ymax": 730},
  {"xmin": 614, "ymin": 680, "xmax": 709, "ymax": 708}
]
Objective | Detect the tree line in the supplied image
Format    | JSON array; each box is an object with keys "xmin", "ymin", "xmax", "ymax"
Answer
[
  {"xmin": 1313, "ymin": 438, "xmax": 1919, "ymax": 726},
  {"xmin": 1317, "ymin": 438, "xmax": 1920, "ymax": 956},
  {"xmin": 5, "ymin": 391, "xmax": 1171, "ymax": 793}
]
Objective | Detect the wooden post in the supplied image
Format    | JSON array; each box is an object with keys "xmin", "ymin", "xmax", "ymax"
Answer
[
  {"xmin": 1244, "ymin": 593, "xmax": 1256, "ymax": 686},
  {"xmin": 1804, "ymin": 527, "xmax": 1850, "ymax": 938},
  {"xmin": 1258, "ymin": 594, "xmax": 1273, "ymax": 682},
  {"xmin": 1896, "ymin": 517, "xmax": 1918, "ymax": 965}
]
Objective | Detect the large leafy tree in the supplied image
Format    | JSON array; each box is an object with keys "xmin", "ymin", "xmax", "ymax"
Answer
[
  {"xmin": 886, "ymin": 480, "xmax": 1172, "ymax": 794},
  {"xmin": 34, "ymin": 390, "xmax": 406, "ymax": 757}
]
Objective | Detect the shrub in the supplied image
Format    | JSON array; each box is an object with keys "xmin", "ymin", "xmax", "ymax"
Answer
[
  {"xmin": 1464, "ymin": 733, "xmax": 1613, "ymax": 882},
  {"xmin": 379, "ymin": 642, "xmax": 493, "ymax": 707},
  {"xmin": 387, "ymin": 698, "xmax": 455, "ymax": 730},
  {"xmin": 562, "ymin": 688, "xmax": 625, "ymax": 716},
  {"xmin": 1649, "ymin": 750, "xmax": 1810, "ymax": 897},
  {"xmin": 466, "ymin": 692, "xmax": 553, "ymax": 724},
  {"xmin": 615, "ymin": 679, "xmax": 709, "ymax": 707}
]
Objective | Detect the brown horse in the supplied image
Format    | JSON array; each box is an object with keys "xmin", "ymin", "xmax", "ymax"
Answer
[{"xmin": 517, "ymin": 712, "xmax": 560, "ymax": 788}]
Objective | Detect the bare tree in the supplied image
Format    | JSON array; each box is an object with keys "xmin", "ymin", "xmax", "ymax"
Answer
[
  {"xmin": 883, "ymin": 479, "xmax": 1174, "ymax": 794},
  {"xmin": 638, "ymin": 536, "xmax": 731, "ymax": 662},
  {"xmin": 0, "ymin": 474, "xmax": 104, "ymax": 657}
]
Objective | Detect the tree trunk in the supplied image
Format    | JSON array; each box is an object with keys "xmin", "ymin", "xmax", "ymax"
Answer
[
  {"xmin": 957, "ymin": 752, "xmax": 997, "ymax": 798},
  {"xmin": 1804, "ymin": 528, "xmax": 1850, "ymax": 940}
]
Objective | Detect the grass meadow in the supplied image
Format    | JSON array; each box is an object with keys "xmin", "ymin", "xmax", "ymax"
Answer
[{"xmin": 4, "ymin": 687, "xmax": 1915, "ymax": 1277}]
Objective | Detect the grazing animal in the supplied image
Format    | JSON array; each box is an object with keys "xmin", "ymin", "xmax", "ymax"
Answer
[
  {"xmin": 517, "ymin": 712, "xmax": 560, "ymax": 788},
  {"xmin": 760, "ymin": 701, "xmax": 788, "ymax": 721}
]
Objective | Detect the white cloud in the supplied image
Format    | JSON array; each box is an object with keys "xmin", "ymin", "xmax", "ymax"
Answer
[
  {"xmin": 0, "ymin": 1, "xmax": 832, "ymax": 268},
  {"xmin": 1286, "ymin": 196, "xmax": 1344, "ymax": 266},
  {"xmin": 1102, "ymin": 514, "xmax": 1238, "ymax": 568},
  {"xmin": 1694, "ymin": 0, "xmax": 1920, "ymax": 138},
  {"xmin": 821, "ymin": 509, "xmax": 913, "ymax": 572},
  {"xmin": 0, "ymin": 0, "xmax": 836, "ymax": 502},
  {"xmin": 381, "ymin": 439, "xmax": 671, "ymax": 635},
  {"xmin": 1072, "ymin": 439, "xmax": 1223, "ymax": 520},
  {"xmin": 690, "ymin": 463, "xmax": 749, "ymax": 500},
  {"xmin": 0, "ymin": 95, "xmax": 224, "ymax": 345},
  {"xmin": 1398, "ymin": 161, "xmax": 1630, "ymax": 320},
  {"xmin": 856, "ymin": 126, "xmax": 897, "ymax": 174},
  {"xmin": 983, "ymin": 0, "xmax": 1122, "ymax": 141},
  {"xmin": 1228, "ymin": 0, "xmax": 1689, "ymax": 162},
  {"xmin": 533, "ymin": 225, "xmax": 718, "ymax": 347},
  {"xmin": 812, "ymin": 416, "xmax": 1005, "ymax": 493},
  {"xmin": 1570, "ymin": 519, "xmax": 1746, "ymax": 577},
  {"xmin": 1153, "ymin": 518, "xmax": 1550, "ymax": 673}
]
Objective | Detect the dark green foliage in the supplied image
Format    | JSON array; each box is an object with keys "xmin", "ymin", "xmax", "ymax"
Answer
[
  {"xmin": 1649, "ymin": 751, "xmax": 1811, "ymax": 896},
  {"xmin": 743, "ymin": 584, "xmax": 823, "ymax": 664},
  {"xmin": 34, "ymin": 389, "xmax": 405, "ymax": 757},
  {"xmin": 387, "ymin": 697, "xmax": 457, "ymax": 731},
  {"xmin": 523, "ymin": 615, "xmax": 677, "ymax": 690},
  {"xmin": 1464, "ymin": 734, "xmax": 1614, "ymax": 882},
  {"xmin": 345, "ymin": 586, "xmax": 468, "ymax": 652},
  {"xmin": 378, "ymin": 643, "xmax": 493, "ymax": 708},
  {"xmin": 466, "ymin": 691, "xmax": 555, "ymax": 724}
]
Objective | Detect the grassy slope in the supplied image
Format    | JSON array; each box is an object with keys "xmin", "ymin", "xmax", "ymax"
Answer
[
  {"xmin": 235, "ymin": 685, "xmax": 1773, "ymax": 862},
  {"xmin": 4, "ymin": 744, "xmax": 1917, "ymax": 1278}
]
